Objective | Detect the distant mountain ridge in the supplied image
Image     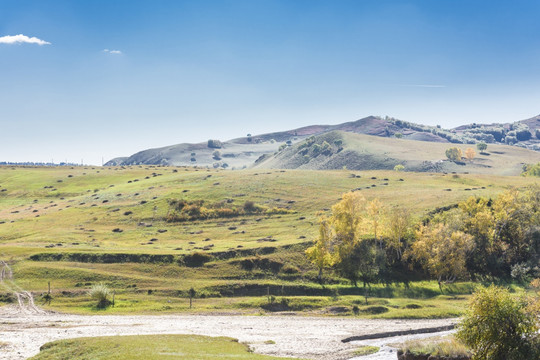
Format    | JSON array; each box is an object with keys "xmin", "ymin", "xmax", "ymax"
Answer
[{"xmin": 105, "ymin": 114, "xmax": 540, "ymax": 169}]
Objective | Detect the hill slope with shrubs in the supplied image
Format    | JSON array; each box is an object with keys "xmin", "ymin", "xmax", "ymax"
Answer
[
  {"xmin": 254, "ymin": 131, "xmax": 540, "ymax": 175},
  {"xmin": 105, "ymin": 114, "xmax": 540, "ymax": 168}
]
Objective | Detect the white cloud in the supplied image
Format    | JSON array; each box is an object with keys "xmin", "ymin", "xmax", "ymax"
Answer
[
  {"xmin": 0, "ymin": 34, "xmax": 50, "ymax": 45},
  {"xmin": 103, "ymin": 49, "xmax": 122, "ymax": 55}
]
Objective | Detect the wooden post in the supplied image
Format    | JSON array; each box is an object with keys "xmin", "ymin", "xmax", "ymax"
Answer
[{"xmin": 112, "ymin": 290, "xmax": 115, "ymax": 307}]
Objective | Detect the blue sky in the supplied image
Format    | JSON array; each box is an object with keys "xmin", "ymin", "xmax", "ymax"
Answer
[{"xmin": 1, "ymin": 0, "xmax": 540, "ymax": 165}]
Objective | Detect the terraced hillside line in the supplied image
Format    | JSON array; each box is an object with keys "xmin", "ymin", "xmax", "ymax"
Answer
[{"xmin": 0, "ymin": 260, "xmax": 46, "ymax": 315}]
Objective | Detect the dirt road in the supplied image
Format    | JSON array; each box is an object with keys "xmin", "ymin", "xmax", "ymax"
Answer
[{"xmin": 0, "ymin": 308, "xmax": 456, "ymax": 360}]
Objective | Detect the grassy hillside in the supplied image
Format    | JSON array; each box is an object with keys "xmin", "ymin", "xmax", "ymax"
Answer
[
  {"xmin": 0, "ymin": 165, "xmax": 537, "ymax": 315},
  {"xmin": 255, "ymin": 131, "xmax": 540, "ymax": 175},
  {"xmin": 106, "ymin": 115, "xmax": 540, "ymax": 168}
]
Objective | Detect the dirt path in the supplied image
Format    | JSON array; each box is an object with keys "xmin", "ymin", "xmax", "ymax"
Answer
[
  {"xmin": 0, "ymin": 309, "xmax": 456, "ymax": 360},
  {"xmin": 0, "ymin": 261, "xmax": 45, "ymax": 315}
]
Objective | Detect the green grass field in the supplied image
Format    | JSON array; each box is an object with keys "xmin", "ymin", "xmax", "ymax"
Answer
[
  {"xmin": 0, "ymin": 165, "xmax": 537, "ymax": 316},
  {"xmin": 29, "ymin": 334, "xmax": 293, "ymax": 360}
]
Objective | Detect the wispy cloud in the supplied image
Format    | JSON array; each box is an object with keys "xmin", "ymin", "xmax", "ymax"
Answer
[
  {"xmin": 103, "ymin": 49, "xmax": 122, "ymax": 55},
  {"xmin": 396, "ymin": 84, "xmax": 446, "ymax": 88},
  {"xmin": 0, "ymin": 34, "xmax": 50, "ymax": 45}
]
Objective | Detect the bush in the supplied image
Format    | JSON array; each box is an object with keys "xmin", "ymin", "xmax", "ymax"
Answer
[
  {"xmin": 243, "ymin": 201, "xmax": 258, "ymax": 213},
  {"xmin": 456, "ymin": 285, "xmax": 539, "ymax": 360},
  {"xmin": 183, "ymin": 252, "xmax": 213, "ymax": 267},
  {"xmin": 476, "ymin": 142, "xmax": 487, "ymax": 152},
  {"xmin": 516, "ymin": 129, "xmax": 532, "ymax": 141},
  {"xmin": 89, "ymin": 283, "xmax": 111, "ymax": 308},
  {"xmin": 207, "ymin": 139, "xmax": 222, "ymax": 148},
  {"xmin": 281, "ymin": 264, "xmax": 300, "ymax": 274},
  {"xmin": 237, "ymin": 257, "xmax": 283, "ymax": 273}
]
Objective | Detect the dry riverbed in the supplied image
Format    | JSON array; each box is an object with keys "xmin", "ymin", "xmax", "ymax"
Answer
[{"xmin": 0, "ymin": 306, "xmax": 456, "ymax": 360}]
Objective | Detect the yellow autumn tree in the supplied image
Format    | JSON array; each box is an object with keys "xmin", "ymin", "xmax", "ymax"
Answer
[
  {"xmin": 409, "ymin": 223, "xmax": 473, "ymax": 292},
  {"xmin": 367, "ymin": 198, "xmax": 384, "ymax": 246},
  {"xmin": 445, "ymin": 147, "xmax": 462, "ymax": 162},
  {"xmin": 383, "ymin": 207, "xmax": 412, "ymax": 259},
  {"xmin": 305, "ymin": 216, "xmax": 335, "ymax": 283},
  {"xmin": 465, "ymin": 148, "xmax": 476, "ymax": 161},
  {"xmin": 331, "ymin": 191, "xmax": 366, "ymax": 255}
]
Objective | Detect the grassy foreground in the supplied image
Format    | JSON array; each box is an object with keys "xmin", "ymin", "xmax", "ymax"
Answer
[
  {"xmin": 29, "ymin": 334, "xmax": 292, "ymax": 360},
  {"xmin": 398, "ymin": 336, "xmax": 471, "ymax": 359}
]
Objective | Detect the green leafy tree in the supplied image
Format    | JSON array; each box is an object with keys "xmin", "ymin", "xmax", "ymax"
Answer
[
  {"xmin": 341, "ymin": 239, "xmax": 385, "ymax": 304},
  {"xmin": 457, "ymin": 285, "xmax": 539, "ymax": 360},
  {"xmin": 476, "ymin": 142, "xmax": 487, "ymax": 152},
  {"xmin": 393, "ymin": 164, "xmax": 404, "ymax": 172}
]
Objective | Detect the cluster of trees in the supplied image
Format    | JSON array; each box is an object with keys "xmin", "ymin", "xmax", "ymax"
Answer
[
  {"xmin": 445, "ymin": 147, "xmax": 476, "ymax": 162},
  {"xmin": 306, "ymin": 186, "xmax": 540, "ymax": 293}
]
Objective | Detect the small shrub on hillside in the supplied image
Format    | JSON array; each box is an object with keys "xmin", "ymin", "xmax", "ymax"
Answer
[
  {"xmin": 476, "ymin": 142, "xmax": 487, "ymax": 152},
  {"xmin": 243, "ymin": 201, "xmax": 259, "ymax": 213},
  {"xmin": 89, "ymin": 283, "xmax": 111, "ymax": 309},
  {"xmin": 183, "ymin": 252, "xmax": 213, "ymax": 267},
  {"xmin": 207, "ymin": 139, "xmax": 222, "ymax": 148},
  {"xmin": 237, "ymin": 256, "xmax": 283, "ymax": 273},
  {"xmin": 321, "ymin": 141, "xmax": 332, "ymax": 154},
  {"xmin": 281, "ymin": 264, "xmax": 300, "ymax": 274}
]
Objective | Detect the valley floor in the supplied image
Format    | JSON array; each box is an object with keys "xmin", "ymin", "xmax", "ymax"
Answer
[{"xmin": 0, "ymin": 307, "xmax": 455, "ymax": 360}]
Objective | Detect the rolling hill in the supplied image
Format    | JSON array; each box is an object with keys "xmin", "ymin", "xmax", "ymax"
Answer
[
  {"xmin": 254, "ymin": 131, "xmax": 540, "ymax": 176},
  {"xmin": 105, "ymin": 114, "xmax": 540, "ymax": 169}
]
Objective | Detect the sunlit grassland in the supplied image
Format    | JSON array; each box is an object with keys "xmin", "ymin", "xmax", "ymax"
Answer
[
  {"xmin": 0, "ymin": 165, "xmax": 537, "ymax": 315},
  {"xmin": 1, "ymin": 166, "xmax": 535, "ymax": 257}
]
